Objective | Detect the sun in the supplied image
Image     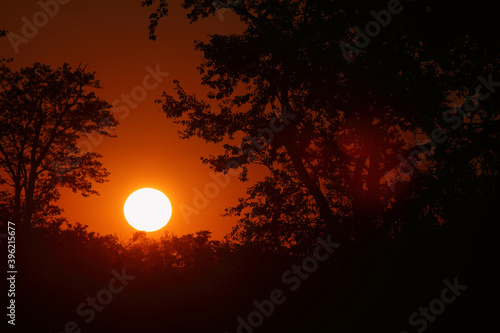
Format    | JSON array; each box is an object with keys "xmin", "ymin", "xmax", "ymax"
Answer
[{"xmin": 124, "ymin": 188, "xmax": 172, "ymax": 232}]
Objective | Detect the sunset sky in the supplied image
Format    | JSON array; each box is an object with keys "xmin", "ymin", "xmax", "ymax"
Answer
[
  {"xmin": 0, "ymin": 0, "xmax": 255, "ymax": 240},
  {"xmin": 1, "ymin": 3, "xmax": 495, "ymax": 333}
]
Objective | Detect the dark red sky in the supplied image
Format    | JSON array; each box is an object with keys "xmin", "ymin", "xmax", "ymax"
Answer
[{"xmin": 0, "ymin": 0, "xmax": 259, "ymax": 240}]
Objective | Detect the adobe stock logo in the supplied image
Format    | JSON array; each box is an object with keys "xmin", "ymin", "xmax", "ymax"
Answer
[
  {"xmin": 400, "ymin": 277, "xmax": 467, "ymax": 333},
  {"xmin": 383, "ymin": 73, "xmax": 499, "ymax": 192},
  {"xmin": 340, "ymin": 0, "xmax": 405, "ymax": 63},
  {"xmin": 52, "ymin": 64, "xmax": 169, "ymax": 181},
  {"xmin": 7, "ymin": 0, "xmax": 72, "ymax": 54},
  {"xmin": 178, "ymin": 106, "xmax": 296, "ymax": 224},
  {"xmin": 212, "ymin": 0, "xmax": 243, "ymax": 21},
  {"xmin": 227, "ymin": 235, "xmax": 340, "ymax": 333},
  {"xmin": 50, "ymin": 267, "xmax": 135, "ymax": 333}
]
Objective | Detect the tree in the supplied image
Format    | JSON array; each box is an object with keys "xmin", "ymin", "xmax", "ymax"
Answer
[
  {"xmin": 142, "ymin": 0, "xmax": 500, "ymax": 248},
  {"xmin": 0, "ymin": 61, "xmax": 118, "ymax": 229}
]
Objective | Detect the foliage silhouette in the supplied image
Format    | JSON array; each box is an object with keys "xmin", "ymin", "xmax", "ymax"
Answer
[
  {"xmin": 0, "ymin": 61, "xmax": 117, "ymax": 229},
  {"xmin": 0, "ymin": 1, "xmax": 497, "ymax": 332},
  {"xmin": 138, "ymin": 0, "xmax": 499, "ymax": 331},
  {"xmin": 142, "ymin": 0, "xmax": 499, "ymax": 250}
]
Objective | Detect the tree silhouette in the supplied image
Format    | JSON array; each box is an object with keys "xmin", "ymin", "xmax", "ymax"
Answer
[
  {"xmin": 142, "ymin": 1, "xmax": 500, "ymax": 249},
  {"xmin": 0, "ymin": 3, "xmax": 495, "ymax": 332},
  {"xmin": 0, "ymin": 61, "xmax": 118, "ymax": 229}
]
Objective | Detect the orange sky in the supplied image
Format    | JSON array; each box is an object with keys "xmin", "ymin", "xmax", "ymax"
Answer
[{"xmin": 0, "ymin": 0, "xmax": 260, "ymax": 240}]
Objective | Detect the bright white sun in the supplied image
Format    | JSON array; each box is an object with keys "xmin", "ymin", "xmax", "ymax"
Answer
[{"xmin": 124, "ymin": 188, "xmax": 172, "ymax": 232}]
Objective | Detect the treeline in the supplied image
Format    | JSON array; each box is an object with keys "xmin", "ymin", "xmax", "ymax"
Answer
[{"xmin": 6, "ymin": 213, "xmax": 495, "ymax": 333}]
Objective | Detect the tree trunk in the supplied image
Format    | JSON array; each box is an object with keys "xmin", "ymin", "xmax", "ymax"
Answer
[
  {"xmin": 22, "ymin": 169, "xmax": 37, "ymax": 231},
  {"xmin": 279, "ymin": 89, "xmax": 347, "ymax": 242},
  {"xmin": 13, "ymin": 181, "xmax": 21, "ymax": 225}
]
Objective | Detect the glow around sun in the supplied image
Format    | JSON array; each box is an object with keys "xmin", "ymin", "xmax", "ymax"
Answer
[{"xmin": 124, "ymin": 188, "xmax": 172, "ymax": 232}]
